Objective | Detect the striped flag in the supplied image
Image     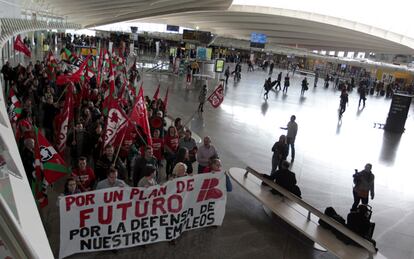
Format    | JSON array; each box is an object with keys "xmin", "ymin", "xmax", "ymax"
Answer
[
  {"xmin": 55, "ymin": 84, "xmax": 74, "ymax": 155},
  {"xmin": 62, "ymin": 48, "xmax": 77, "ymax": 64},
  {"xmin": 8, "ymin": 88, "xmax": 22, "ymax": 122},
  {"xmin": 33, "ymin": 126, "xmax": 69, "ymax": 208},
  {"xmin": 35, "ymin": 126, "xmax": 69, "ymax": 184}
]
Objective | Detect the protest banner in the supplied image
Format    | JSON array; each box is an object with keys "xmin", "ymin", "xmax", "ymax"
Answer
[
  {"xmin": 207, "ymin": 84, "xmax": 224, "ymax": 108},
  {"xmin": 59, "ymin": 173, "xmax": 227, "ymax": 258}
]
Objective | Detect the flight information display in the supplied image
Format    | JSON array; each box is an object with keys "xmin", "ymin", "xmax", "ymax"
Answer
[
  {"xmin": 166, "ymin": 25, "xmax": 179, "ymax": 32},
  {"xmin": 183, "ymin": 29, "xmax": 212, "ymax": 44},
  {"xmin": 250, "ymin": 32, "xmax": 267, "ymax": 48}
]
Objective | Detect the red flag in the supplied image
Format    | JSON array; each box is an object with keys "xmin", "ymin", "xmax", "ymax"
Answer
[
  {"xmin": 96, "ymin": 47, "xmax": 104, "ymax": 87},
  {"xmin": 8, "ymin": 88, "xmax": 22, "ymax": 122},
  {"xmin": 13, "ymin": 35, "xmax": 31, "ymax": 57},
  {"xmin": 163, "ymin": 87, "xmax": 169, "ymax": 112},
  {"xmin": 33, "ymin": 126, "xmax": 47, "ymax": 208},
  {"xmin": 153, "ymin": 84, "xmax": 160, "ymax": 100},
  {"xmin": 56, "ymin": 55, "xmax": 91, "ymax": 85},
  {"xmin": 103, "ymin": 100, "xmax": 128, "ymax": 148},
  {"xmin": 46, "ymin": 51, "xmax": 58, "ymax": 81},
  {"xmin": 32, "ymin": 126, "xmax": 68, "ymax": 208},
  {"xmin": 118, "ymin": 79, "xmax": 128, "ymax": 102},
  {"xmin": 35, "ymin": 127, "xmax": 69, "ymax": 184},
  {"xmin": 55, "ymin": 84, "xmax": 74, "ymax": 155},
  {"xmin": 102, "ymin": 57, "xmax": 116, "ymax": 115},
  {"xmin": 207, "ymin": 84, "xmax": 225, "ymax": 108},
  {"xmin": 129, "ymin": 87, "xmax": 152, "ymax": 146}
]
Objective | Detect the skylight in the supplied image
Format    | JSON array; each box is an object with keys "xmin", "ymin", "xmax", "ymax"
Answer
[{"xmin": 232, "ymin": 0, "xmax": 413, "ymax": 39}]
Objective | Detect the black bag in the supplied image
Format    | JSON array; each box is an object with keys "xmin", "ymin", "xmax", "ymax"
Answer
[
  {"xmin": 370, "ymin": 88, "xmax": 375, "ymax": 95},
  {"xmin": 319, "ymin": 207, "xmax": 346, "ymax": 229},
  {"xmin": 380, "ymin": 90, "xmax": 385, "ymax": 96},
  {"xmin": 291, "ymin": 185, "xmax": 302, "ymax": 198},
  {"xmin": 319, "ymin": 207, "xmax": 350, "ymax": 242}
]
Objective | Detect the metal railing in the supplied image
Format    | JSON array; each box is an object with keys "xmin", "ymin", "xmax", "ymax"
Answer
[
  {"xmin": 0, "ymin": 17, "xmax": 81, "ymax": 47},
  {"xmin": 245, "ymin": 166, "xmax": 377, "ymax": 255},
  {"xmin": 0, "ymin": 195, "xmax": 39, "ymax": 259}
]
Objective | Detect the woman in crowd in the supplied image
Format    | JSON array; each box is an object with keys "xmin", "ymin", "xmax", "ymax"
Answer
[
  {"xmin": 164, "ymin": 126, "xmax": 179, "ymax": 178},
  {"xmin": 172, "ymin": 162, "xmax": 188, "ymax": 178},
  {"xmin": 63, "ymin": 178, "xmax": 81, "ymax": 196}
]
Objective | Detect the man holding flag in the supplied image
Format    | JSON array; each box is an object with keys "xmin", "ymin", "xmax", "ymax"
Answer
[{"xmin": 32, "ymin": 126, "xmax": 69, "ymax": 208}]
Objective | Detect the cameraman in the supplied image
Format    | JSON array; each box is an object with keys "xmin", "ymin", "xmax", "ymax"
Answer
[{"xmin": 351, "ymin": 163, "xmax": 375, "ymax": 211}]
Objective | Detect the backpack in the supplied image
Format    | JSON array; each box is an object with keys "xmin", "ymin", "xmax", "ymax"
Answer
[{"xmin": 319, "ymin": 207, "xmax": 349, "ymax": 242}]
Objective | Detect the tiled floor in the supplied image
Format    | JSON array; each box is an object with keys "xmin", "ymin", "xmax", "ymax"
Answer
[
  {"xmin": 45, "ymin": 64, "xmax": 414, "ymax": 259},
  {"xmin": 140, "ymin": 65, "xmax": 413, "ymax": 259}
]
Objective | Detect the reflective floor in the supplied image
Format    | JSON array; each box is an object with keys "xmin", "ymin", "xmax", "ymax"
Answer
[
  {"xmin": 45, "ymin": 64, "xmax": 414, "ymax": 259},
  {"xmin": 144, "ymin": 65, "xmax": 414, "ymax": 259}
]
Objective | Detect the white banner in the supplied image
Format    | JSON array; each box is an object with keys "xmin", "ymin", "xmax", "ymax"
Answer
[{"xmin": 59, "ymin": 173, "xmax": 227, "ymax": 258}]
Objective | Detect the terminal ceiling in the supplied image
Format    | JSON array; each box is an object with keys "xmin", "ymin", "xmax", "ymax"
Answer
[{"xmin": 42, "ymin": 0, "xmax": 414, "ymax": 54}]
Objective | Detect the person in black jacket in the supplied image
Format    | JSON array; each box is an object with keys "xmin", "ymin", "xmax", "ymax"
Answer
[
  {"xmin": 1, "ymin": 61, "xmax": 12, "ymax": 90},
  {"xmin": 275, "ymin": 72, "xmax": 282, "ymax": 90},
  {"xmin": 263, "ymin": 77, "xmax": 272, "ymax": 99},
  {"xmin": 275, "ymin": 161, "xmax": 301, "ymax": 197},
  {"xmin": 271, "ymin": 135, "xmax": 288, "ymax": 174},
  {"xmin": 95, "ymin": 145, "xmax": 127, "ymax": 181},
  {"xmin": 132, "ymin": 146, "xmax": 158, "ymax": 186},
  {"xmin": 347, "ymin": 205, "xmax": 371, "ymax": 238},
  {"xmin": 21, "ymin": 138, "xmax": 35, "ymax": 186},
  {"xmin": 358, "ymin": 84, "xmax": 367, "ymax": 107},
  {"xmin": 301, "ymin": 77, "xmax": 309, "ymax": 95}
]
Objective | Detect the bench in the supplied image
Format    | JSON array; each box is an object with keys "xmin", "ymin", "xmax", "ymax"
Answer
[{"xmin": 229, "ymin": 167, "xmax": 386, "ymax": 259}]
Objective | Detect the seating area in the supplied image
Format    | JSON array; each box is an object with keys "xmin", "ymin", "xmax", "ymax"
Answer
[{"xmin": 229, "ymin": 167, "xmax": 385, "ymax": 259}]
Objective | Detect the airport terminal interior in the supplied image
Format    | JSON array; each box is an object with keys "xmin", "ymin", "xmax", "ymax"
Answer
[{"xmin": 1, "ymin": 1, "xmax": 414, "ymax": 259}]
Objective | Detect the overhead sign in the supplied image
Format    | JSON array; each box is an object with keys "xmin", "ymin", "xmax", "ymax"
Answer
[
  {"xmin": 384, "ymin": 93, "xmax": 412, "ymax": 133},
  {"xmin": 166, "ymin": 25, "xmax": 179, "ymax": 32},
  {"xmin": 183, "ymin": 30, "xmax": 212, "ymax": 44},
  {"xmin": 59, "ymin": 173, "xmax": 227, "ymax": 258},
  {"xmin": 250, "ymin": 32, "xmax": 267, "ymax": 48}
]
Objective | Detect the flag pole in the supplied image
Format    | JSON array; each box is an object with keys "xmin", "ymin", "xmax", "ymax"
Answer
[
  {"xmin": 56, "ymin": 86, "xmax": 67, "ymax": 103},
  {"xmin": 113, "ymin": 129, "xmax": 127, "ymax": 167}
]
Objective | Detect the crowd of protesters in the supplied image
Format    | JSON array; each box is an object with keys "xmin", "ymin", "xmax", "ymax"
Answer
[{"xmin": 1, "ymin": 41, "xmax": 230, "ymax": 205}]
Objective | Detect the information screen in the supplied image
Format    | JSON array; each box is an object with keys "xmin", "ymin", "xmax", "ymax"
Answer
[
  {"xmin": 215, "ymin": 59, "xmax": 225, "ymax": 73},
  {"xmin": 250, "ymin": 32, "xmax": 267, "ymax": 48},
  {"xmin": 183, "ymin": 29, "xmax": 212, "ymax": 44},
  {"xmin": 166, "ymin": 25, "xmax": 179, "ymax": 32},
  {"xmin": 251, "ymin": 32, "xmax": 267, "ymax": 43}
]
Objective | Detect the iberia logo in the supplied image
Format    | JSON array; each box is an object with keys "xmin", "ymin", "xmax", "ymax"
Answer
[{"xmin": 196, "ymin": 178, "xmax": 223, "ymax": 202}]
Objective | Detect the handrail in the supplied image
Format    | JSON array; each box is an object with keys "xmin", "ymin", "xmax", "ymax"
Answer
[
  {"xmin": 0, "ymin": 195, "xmax": 39, "ymax": 259},
  {"xmin": 245, "ymin": 166, "xmax": 377, "ymax": 255}
]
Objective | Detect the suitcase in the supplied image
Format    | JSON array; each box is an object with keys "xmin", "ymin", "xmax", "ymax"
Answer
[
  {"xmin": 370, "ymin": 88, "xmax": 375, "ymax": 95},
  {"xmin": 380, "ymin": 90, "xmax": 385, "ymax": 96}
]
